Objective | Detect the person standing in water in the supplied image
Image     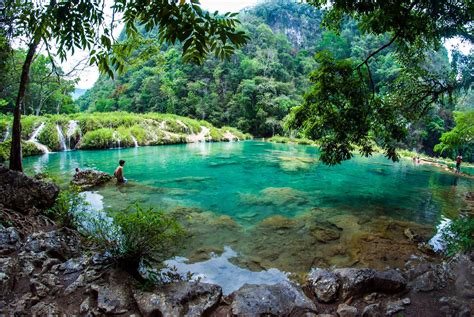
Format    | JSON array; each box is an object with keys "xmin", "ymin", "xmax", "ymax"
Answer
[
  {"xmin": 114, "ymin": 160, "xmax": 127, "ymax": 183},
  {"xmin": 455, "ymin": 154, "xmax": 462, "ymax": 174}
]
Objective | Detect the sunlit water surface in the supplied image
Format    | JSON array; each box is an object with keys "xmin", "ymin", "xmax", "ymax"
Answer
[{"xmin": 23, "ymin": 141, "xmax": 473, "ymax": 293}]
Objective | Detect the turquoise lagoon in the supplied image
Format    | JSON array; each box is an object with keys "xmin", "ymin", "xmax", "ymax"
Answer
[{"xmin": 22, "ymin": 141, "xmax": 473, "ymax": 290}]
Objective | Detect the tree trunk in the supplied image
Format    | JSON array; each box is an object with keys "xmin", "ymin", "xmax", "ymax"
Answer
[{"xmin": 9, "ymin": 40, "xmax": 39, "ymax": 172}]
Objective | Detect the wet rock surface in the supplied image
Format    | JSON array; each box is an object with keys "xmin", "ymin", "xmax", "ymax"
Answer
[
  {"xmin": 0, "ymin": 164, "xmax": 58, "ymax": 213},
  {"xmin": 229, "ymin": 282, "xmax": 317, "ymax": 316},
  {"xmin": 71, "ymin": 169, "xmax": 112, "ymax": 189},
  {"xmin": 134, "ymin": 282, "xmax": 222, "ymax": 317},
  {"xmin": 307, "ymin": 268, "xmax": 340, "ymax": 303}
]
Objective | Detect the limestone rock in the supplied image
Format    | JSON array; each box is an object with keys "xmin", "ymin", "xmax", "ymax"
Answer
[
  {"xmin": 230, "ymin": 282, "xmax": 317, "ymax": 316},
  {"xmin": 307, "ymin": 268, "xmax": 340, "ymax": 303},
  {"xmin": 0, "ymin": 227, "xmax": 21, "ymax": 255},
  {"xmin": 71, "ymin": 169, "xmax": 112, "ymax": 190},
  {"xmin": 372, "ymin": 270, "xmax": 406, "ymax": 294},
  {"xmin": 334, "ymin": 268, "xmax": 406, "ymax": 300},
  {"xmin": 91, "ymin": 272, "xmax": 133, "ymax": 315},
  {"xmin": 23, "ymin": 229, "xmax": 80, "ymax": 259},
  {"xmin": 362, "ymin": 303, "xmax": 381, "ymax": 317},
  {"xmin": 410, "ymin": 270, "xmax": 437, "ymax": 292},
  {"xmin": 0, "ymin": 164, "xmax": 59, "ymax": 212},
  {"xmin": 0, "ymin": 257, "xmax": 19, "ymax": 297},
  {"xmin": 30, "ymin": 302, "xmax": 60, "ymax": 316},
  {"xmin": 134, "ymin": 281, "xmax": 222, "ymax": 317},
  {"xmin": 337, "ymin": 303, "xmax": 358, "ymax": 317},
  {"xmin": 385, "ymin": 300, "xmax": 404, "ymax": 316}
]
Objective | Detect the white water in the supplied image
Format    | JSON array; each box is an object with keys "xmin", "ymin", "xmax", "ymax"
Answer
[
  {"xmin": 28, "ymin": 123, "xmax": 50, "ymax": 153},
  {"xmin": 187, "ymin": 126, "xmax": 211, "ymax": 143},
  {"xmin": 429, "ymin": 217, "xmax": 452, "ymax": 252},
  {"xmin": 112, "ymin": 131, "xmax": 121, "ymax": 148},
  {"xmin": 66, "ymin": 120, "xmax": 80, "ymax": 149},
  {"xmin": 56, "ymin": 125, "xmax": 67, "ymax": 151},
  {"xmin": 131, "ymin": 135, "xmax": 139, "ymax": 147},
  {"xmin": 2, "ymin": 125, "xmax": 10, "ymax": 141}
]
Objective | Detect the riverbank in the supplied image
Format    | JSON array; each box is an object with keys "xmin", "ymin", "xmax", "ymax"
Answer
[
  {"xmin": 0, "ymin": 112, "xmax": 252, "ymax": 162},
  {"xmin": 1, "ymin": 165, "xmax": 473, "ymax": 316},
  {"xmin": 265, "ymin": 136, "xmax": 474, "ymax": 176}
]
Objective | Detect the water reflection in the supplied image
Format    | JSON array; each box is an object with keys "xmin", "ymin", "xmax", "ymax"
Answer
[{"xmin": 164, "ymin": 246, "xmax": 289, "ymax": 295}]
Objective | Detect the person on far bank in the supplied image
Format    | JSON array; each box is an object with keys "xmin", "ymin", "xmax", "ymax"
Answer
[
  {"xmin": 455, "ymin": 154, "xmax": 462, "ymax": 174},
  {"xmin": 114, "ymin": 160, "xmax": 127, "ymax": 184}
]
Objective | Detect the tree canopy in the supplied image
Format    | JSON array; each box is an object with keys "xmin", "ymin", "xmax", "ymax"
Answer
[{"xmin": 289, "ymin": 0, "xmax": 473, "ymax": 164}]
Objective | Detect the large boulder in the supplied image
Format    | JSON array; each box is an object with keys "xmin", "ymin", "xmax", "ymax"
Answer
[
  {"xmin": 334, "ymin": 268, "xmax": 406, "ymax": 300},
  {"xmin": 0, "ymin": 164, "xmax": 59, "ymax": 212},
  {"xmin": 71, "ymin": 169, "xmax": 112, "ymax": 190},
  {"xmin": 307, "ymin": 268, "xmax": 340, "ymax": 303},
  {"xmin": 134, "ymin": 281, "xmax": 222, "ymax": 317},
  {"xmin": 229, "ymin": 282, "xmax": 317, "ymax": 316}
]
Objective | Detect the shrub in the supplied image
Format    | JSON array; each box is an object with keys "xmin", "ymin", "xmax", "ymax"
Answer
[
  {"xmin": 21, "ymin": 116, "xmax": 43, "ymax": 139},
  {"xmin": 46, "ymin": 186, "xmax": 86, "ymax": 229},
  {"xmin": 79, "ymin": 128, "xmax": 114, "ymax": 149},
  {"xmin": 0, "ymin": 140, "xmax": 43, "ymax": 162},
  {"xmin": 92, "ymin": 205, "xmax": 184, "ymax": 280},
  {"xmin": 209, "ymin": 127, "xmax": 224, "ymax": 140},
  {"xmin": 129, "ymin": 124, "xmax": 147, "ymax": 144},
  {"xmin": 442, "ymin": 215, "xmax": 474, "ymax": 256},
  {"xmin": 37, "ymin": 122, "xmax": 61, "ymax": 151}
]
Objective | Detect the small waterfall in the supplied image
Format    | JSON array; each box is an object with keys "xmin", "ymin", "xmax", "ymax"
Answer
[
  {"xmin": 66, "ymin": 120, "xmax": 80, "ymax": 149},
  {"xmin": 56, "ymin": 124, "xmax": 67, "ymax": 151},
  {"xmin": 112, "ymin": 131, "xmax": 121, "ymax": 149},
  {"xmin": 2, "ymin": 125, "xmax": 10, "ymax": 141},
  {"xmin": 28, "ymin": 122, "xmax": 50, "ymax": 153},
  {"xmin": 131, "ymin": 135, "xmax": 139, "ymax": 147}
]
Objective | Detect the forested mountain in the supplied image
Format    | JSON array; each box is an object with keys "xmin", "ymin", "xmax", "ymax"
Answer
[{"xmin": 75, "ymin": 0, "xmax": 469, "ymax": 157}]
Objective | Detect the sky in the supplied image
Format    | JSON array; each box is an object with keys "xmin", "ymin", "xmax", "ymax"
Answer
[{"xmin": 66, "ymin": 0, "xmax": 472, "ymax": 90}]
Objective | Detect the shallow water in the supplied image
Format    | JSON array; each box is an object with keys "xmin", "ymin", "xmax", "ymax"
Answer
[{"xmin": 23, "ymin": 141, "xmax": 473, "ymax": 287}]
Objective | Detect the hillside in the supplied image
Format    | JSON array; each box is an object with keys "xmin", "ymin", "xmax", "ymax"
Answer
[{"xmin": 76, "ymin": 0, "xmax": 460, "ymax": 158}]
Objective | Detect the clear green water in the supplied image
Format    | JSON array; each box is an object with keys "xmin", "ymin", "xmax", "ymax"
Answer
[{"xmin": 22, "ymin": 141, "xmax": 473, "ymax": 279}]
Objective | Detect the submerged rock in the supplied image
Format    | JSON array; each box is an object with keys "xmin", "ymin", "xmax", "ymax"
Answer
[
  {"xmin": 71, "ymin": 169, "xmax": 112, "ymax": 190},
  {"xmin": 134, "ymin": 281, "xmax": 222, "ymax": 317},
  {"xmin": 307, "ymin": 268, "xmax": 340, "ymax": 303},
  {"xmin": 0, "ymin": 164, "xmax": 59, "ymax": 212},
  {"xmin": 229, "ymin": 283, "xmax": 317, "ymax": 316}
]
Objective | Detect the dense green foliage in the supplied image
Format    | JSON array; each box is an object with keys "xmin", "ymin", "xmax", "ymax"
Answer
[
  {"xmin": 443, "ymin": 215, "xmax": 474, "ymax": 256},
  {"xmin": 77, "ymin": 2, "xmax": 324, "ymax": 137},
  {"xmin": 101, "ymin": 205, "xmax": 184, "ymax": 279},
  {"xmin": 46, "ymin": 186, "xmax": 86, "ymax": 229},
  {"xmin": 435, "ymin": 111, "xmax": 474, "ymax": 162}
]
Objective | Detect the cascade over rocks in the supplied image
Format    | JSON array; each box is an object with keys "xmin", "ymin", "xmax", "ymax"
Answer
[
  {"xmin": 134, "ymin": 281, "xmax": 222, "ymax": 317},
  {"xmin": 0, "ymin": 164, "xmax": 58, "ymax": 213},
  {"xmin": 71, "ymin": 169, "xmax": 113, "ymax": 190}
]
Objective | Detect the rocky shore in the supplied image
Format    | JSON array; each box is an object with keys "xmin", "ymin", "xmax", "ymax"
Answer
[{"xmin": 1, "ymin": 165, "xmax": 473, "ymax": 316}]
